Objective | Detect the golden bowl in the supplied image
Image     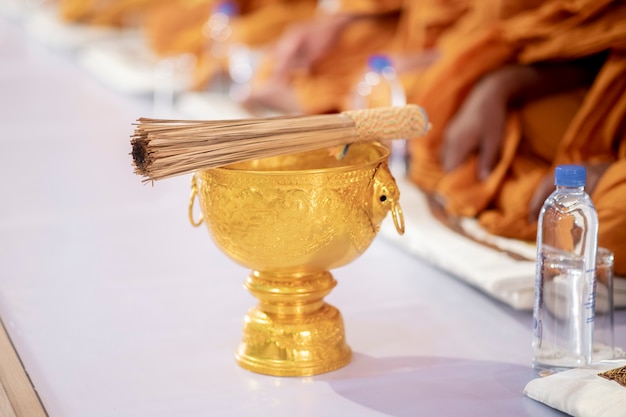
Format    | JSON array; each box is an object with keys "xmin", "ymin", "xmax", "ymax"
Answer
[{"xmin": 189, "ymin": 142, "xmax": 404, "ymax": 376}]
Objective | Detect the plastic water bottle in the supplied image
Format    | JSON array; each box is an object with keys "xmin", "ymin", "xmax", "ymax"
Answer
[
  {"xmin": 353, "ymin": 54, "xmax": 407, "ymax": 176},
  {"xmin": 202, "ymin": 0, "xmax": 238, "ymax": 93},
  {"xmin": 532, "ymin": 164, "xmax": 599, "ymax": 375}
]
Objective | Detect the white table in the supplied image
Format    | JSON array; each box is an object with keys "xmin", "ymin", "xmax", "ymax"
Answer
[{"xmin": 1, "ymin": 12, "xmax": 624, "ymax": 417}]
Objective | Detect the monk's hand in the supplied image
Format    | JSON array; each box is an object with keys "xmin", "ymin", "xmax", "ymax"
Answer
[
  {"xmin": 441, "ymin": 62, "xmax": 596, "ymax": 181},
  {"xmin": 441, "ymin": 74, "xmax": 508, "ymax": 180}
]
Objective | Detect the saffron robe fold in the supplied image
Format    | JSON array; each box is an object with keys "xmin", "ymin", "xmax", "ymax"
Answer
[{"xmin": 408, "ymin": 0, "xmax": 626, "ymax": 274}]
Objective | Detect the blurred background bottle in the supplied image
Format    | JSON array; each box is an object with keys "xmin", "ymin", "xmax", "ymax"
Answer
[
  {"xmin": 532, "ymin": 164, "xmax": 599, "ymax": 375},
  {"xmin": 352, "ymin": 54, "xmax": 407, "ymax": 176},
  {"xmin": 202, "ymin": 0, "xmax": 238, "ymax": 94},
  {"xmin": 152, "ymin": 53, "xmax": 195, "ymax": 117}
]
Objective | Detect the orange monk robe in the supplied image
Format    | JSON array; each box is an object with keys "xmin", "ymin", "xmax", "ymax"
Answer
[
  {"xmin": 143, "ymin": 0, "xmax": 319, "ymax": 57},
  {"xmin": 141, "ymin": 0, "xmax": 318, "ymax": 89},
  {"xmin": 407, "ymin": 0, "xmax": 626, "ymax": 274},
  {"xmin": 395, "ymin": 0, "xmax": 470, "ymax": 54},
  {"xmin": 142, "ymin": 0, "xmax": 216, "ymax": 59},
  {"xmin": 394, "ymin": 0, "xmax": 471, "ymax": 104},
  {"xmin": 335, "ymin": 0, "xmax": 404, "ymax": 14},
  {"xmin": 59, "ymin": 0, "xmax": 92, "ymax": 23},
  {"xmin": 398, "ymin": 1, "xmax": 544, "ymax": 105},
  {"xmin": 59, "ymin": 0, "xmax": 170, "ymax": 26}
]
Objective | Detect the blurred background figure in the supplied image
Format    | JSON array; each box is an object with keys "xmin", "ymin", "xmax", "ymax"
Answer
[
  {"xmin": 244, "ymin": 0, "xmax": 406, "ymax": 114},
  {"xmin": 57, "ymin": 0, "xmax": 168, "ymax": 26},
  {"xmin": 142, "ymin": 0, "xmax": 318, "ymax": 99}
]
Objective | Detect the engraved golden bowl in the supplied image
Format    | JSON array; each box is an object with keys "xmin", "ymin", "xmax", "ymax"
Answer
[{"xmin": 189, "ymin": 142, "xmax": 404, "ymax": 376}]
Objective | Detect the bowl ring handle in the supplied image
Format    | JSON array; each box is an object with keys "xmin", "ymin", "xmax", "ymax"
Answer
[
  {"xmin": 189, "ymin": 173, "xmax": 204, "ymax": 227},
  {"xmin": 391, "ymin": 200, "xmax": 405, "ymax": 235}
]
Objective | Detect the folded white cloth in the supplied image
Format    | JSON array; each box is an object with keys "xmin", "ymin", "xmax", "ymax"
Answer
[
  {"xmin": 0, "ymin": 0, "xmax": 30, "ymax": 19},
  {"xmin": 524, "ymin": 360, "xmax": 626, "ymax": 417},
  {"xmin": 176, "ymin": 92, "xmax": 282, "ymax": 121},
  {"xmin": 177, "ymin": 92, "xmax": 255, "ymax": 120},
  {"xmin": 78, "ymin": 36, "xmax": 191, "ymax": 96},
  {"xmin": 24, "ymin": 5, "xmax": 138, "ymax": 51},
  {"xmin": 379, "ymin": 176, "xmax": 626, "ymax": 310}
]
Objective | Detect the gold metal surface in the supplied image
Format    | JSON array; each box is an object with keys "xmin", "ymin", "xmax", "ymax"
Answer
[{"xmin": 190, "ymin": 142, "xmax": 403, "ymax": 376}]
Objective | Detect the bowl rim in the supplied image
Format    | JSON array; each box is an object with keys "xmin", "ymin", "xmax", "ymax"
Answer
[{"xmin": 207, "ymin": 142, "xmax": 391, "ymax": 175}]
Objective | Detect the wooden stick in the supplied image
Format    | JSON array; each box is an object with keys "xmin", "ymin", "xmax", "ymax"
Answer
[
  {"xmin": 131, "ymin": 105, "xmax": 430, "ymax": 182},
  {"xmin": 0, "ymin": 320, "xmax": 47, "ymax": 417}
]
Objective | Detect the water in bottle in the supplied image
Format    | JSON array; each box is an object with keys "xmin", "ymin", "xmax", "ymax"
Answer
[
  {"xmin": 532, "ymin": 164, "xmax": 598, "ymax": 375},
  {"xmin": 352, "ymin": 54, "xmax": 407, "ymax": 176}
]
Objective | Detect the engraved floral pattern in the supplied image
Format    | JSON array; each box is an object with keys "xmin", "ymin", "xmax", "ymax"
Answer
[{"xmin": 195, "ymin": 154, "xmax": 398, "ymax": 272}]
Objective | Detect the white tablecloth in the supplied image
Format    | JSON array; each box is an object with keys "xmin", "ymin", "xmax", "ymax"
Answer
[{"xmin": 1, "ymin": 7, "xmax": 624, "ymax": 417}]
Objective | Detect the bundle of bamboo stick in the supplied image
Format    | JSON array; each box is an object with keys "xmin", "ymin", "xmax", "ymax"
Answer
[{"xmin": 131, "ymin": 105, "xmax": 429, "ymax": 182}]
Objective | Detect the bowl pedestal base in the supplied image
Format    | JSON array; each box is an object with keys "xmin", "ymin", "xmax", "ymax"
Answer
[{"xmin": 235, "ymin": 270, "xmax": 352, "ymax": 376}]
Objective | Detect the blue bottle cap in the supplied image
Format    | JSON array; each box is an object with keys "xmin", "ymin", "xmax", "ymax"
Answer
[
  {"xmin": 555, "ymin": 164, "xmax": 586, "ymax": 187},
  {"xmin": 214, "ymin": 1, "xmax": 238, "ymax": 16},
  {"xmin": 367, "ymin": 54, "xmax": 393, "ymax": 73}
]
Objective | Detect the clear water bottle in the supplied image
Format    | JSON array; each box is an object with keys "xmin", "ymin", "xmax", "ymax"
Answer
[
  {"xmin": 532, "ymin": 164, "xmax": 599, "ymax": 375},
  {"xmin": 353, "ymin": 54, "xmax": 407, "ymax": 176}
]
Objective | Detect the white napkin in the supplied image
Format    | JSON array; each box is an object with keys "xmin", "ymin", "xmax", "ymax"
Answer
[
  {"xmin": 524, "ymin": 360, "xmax": 626, "ymax": 417},
  {"xmin": 24, "ymin": 5, "xmax": 138, "ymax": 52},
  {"xmin": 176, "ymin": 92, "xmax": 282, "ymax": 121},
  {"xmin": 0, "ymin": 0, "xmax": 31, "ymax": 19},
  {"xmin": 379, "ymin": 176, "xmax": 626, "ymax": 310},
  {"xmin": 176, "ymin": 92, "xmax": 254, "ymax": 120},
  {"xmin": 77, "ymin": 36, "xmax": 196, "ymax": 96}
]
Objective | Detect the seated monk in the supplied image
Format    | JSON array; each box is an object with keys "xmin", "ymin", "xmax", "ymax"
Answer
[
  {"xmin": 407, "ymin": 0, "xmax": 626, "ymax": 275},
  {"xmin": 140, "ymin": 0, "xmax": 318, "ymax": 91},
  {"xmin": 58, "ymin": 0, "xmax": 170, "ymax": 27},
  {"xmin": 244, "ymin": 0, "xmax": 408, "ymax": 114},
  {"xmin": 244, "ymin": 0, "xmax": 538, "ymax": 115}
]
